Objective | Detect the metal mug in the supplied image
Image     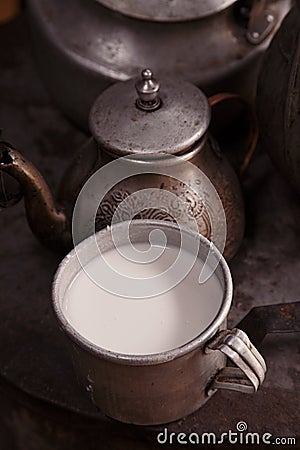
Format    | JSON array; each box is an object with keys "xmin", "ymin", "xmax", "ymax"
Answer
[{"xmin": 52, "ymin": 220, "xmax": 266, "ymax": 425}]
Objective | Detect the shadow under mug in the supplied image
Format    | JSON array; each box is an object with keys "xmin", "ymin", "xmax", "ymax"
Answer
[{"xmin": 52, "ymin": 220, "xmax": 266, "ymax": 425}]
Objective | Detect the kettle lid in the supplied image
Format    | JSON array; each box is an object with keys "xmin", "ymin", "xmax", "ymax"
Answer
[
  {"xmin": 89, "ymin": 69, "xmax": 210, "ymax": 156},
  {"xmin": 95, "ymin": 0, "xmax": 237, "ymax": 21}
]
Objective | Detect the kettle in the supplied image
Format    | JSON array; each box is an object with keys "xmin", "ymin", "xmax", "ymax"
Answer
[
  {"xmin": 257, "ymin": 2, "xmax": 300, "ymax": 194},
  {"xmin": 27, "ymin": 0, "xmax": 291, "ymax": 129},
  {"xmin": 0, "ymin": 70, "xmax": 256, "ymax": 259}
]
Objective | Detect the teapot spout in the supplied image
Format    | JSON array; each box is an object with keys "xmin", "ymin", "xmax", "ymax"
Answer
[{"xmin": 0, "ymin": 142, "xmax": 71, "ymax": 252}]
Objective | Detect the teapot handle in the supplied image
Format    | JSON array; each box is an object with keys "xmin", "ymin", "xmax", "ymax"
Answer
[{"xmin": 208, "ymin": 93, "xmax": 259, "ymax": 176}]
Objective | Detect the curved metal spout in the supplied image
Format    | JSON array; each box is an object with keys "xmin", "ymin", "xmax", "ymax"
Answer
[{"xmin": 0, "ymin": 142, "xmax": 71, "ymax": 252}]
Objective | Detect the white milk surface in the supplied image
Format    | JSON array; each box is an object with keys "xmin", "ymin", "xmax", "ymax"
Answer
[{"xmin": 63, "ymin": 243, "xmax": 223, "ymax": 355}]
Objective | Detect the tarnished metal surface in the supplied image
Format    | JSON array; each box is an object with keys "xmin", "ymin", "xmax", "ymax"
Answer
[
  {"xmin": 96, "ymin": 0, "xmax": 237, "ymax": 21},
  {"xmin": 53, "ymin": 221, "xmax": 265, "ymax": 424},
  {"xmin": 206, "ymin": 328, "xmax": 266, "ymax": 394},
  {"xmin": 135, "ymin": 69, "xmax": 161, "ymax": 111},
  {"xmin": 27, "ymin": 0, "xmax": 291, "ymax": 130},
  {"xmin": 257, "ymin": 3, "xmax": 300, "ymax": 194},
  {"xmin": 0, "ymin": 135, "xmax": 245, "ymax": 260},
  {"xmin": 0, "ymin": 68, "xmax": 245, "ymax": 260},
  {"xmin": 0, "ymin": 13, "xmax": 300, "ymax": 450},
  {"xmin": 89, "ymin": 74, "xmax": 210, "ymax": 155},
  {"xmin": 0, "ymin": 143, "xmax": 70, "ymax": 252}
]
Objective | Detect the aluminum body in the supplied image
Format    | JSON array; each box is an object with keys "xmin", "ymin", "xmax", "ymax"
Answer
[
  {"xmin": 27, "ymin": 0, "xmax": 290, "ymax": 130},
  {"xmin": 88, "ymin": 136, "xmax": 245, "ymax": 261},
  {"xmin": 0, "ymin": 132, "xmax": 245, "ymax": 259},
  {"xmin": 96, "ymin": 0, "xmax": 237, "ymax": 21},
  {"xmin": 52, "ymin": 220, "xmax": 266, "ymax": 425}
]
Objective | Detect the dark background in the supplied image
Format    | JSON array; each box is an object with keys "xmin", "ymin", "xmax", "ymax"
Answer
[{"xmin": 0, "ymin": 7, "xmax": 299, "ymax": 450}]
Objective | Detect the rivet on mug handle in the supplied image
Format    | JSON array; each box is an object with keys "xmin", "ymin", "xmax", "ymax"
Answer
[{"xmin": 205, "ymin": 328, "xmax": 267, "ymax": 396}]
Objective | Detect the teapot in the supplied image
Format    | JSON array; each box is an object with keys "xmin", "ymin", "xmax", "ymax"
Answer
[{"xmin": 0, "ymin": 70, "xmax": 255, "ymax": 259}]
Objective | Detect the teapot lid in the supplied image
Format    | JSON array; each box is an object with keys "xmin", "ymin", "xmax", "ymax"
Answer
[
  {"xmin": 95, "ymin": 0, "xmax": 237, "ymax": 21},
  {"xmin": 89, "ymin": 69, "xmax": 210, "ymax": 156}
]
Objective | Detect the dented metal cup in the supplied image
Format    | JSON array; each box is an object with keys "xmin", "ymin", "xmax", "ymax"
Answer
[{"xmin": 52, "ymin": 220, "xmax": 266, "ymax": 425}]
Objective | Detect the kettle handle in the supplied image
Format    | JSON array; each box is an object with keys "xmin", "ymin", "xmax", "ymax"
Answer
[{"xmin": 208, "ymin": 93, "xmax": 259, "ymax": 176}]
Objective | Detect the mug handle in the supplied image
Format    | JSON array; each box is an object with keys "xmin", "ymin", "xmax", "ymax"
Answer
[
  {"xmin": 205, "ymin": 327, "xmax": 266, "ymax": 395},
  {"xmin": 208, "ymin": 93, "xmax": 259, "ymax": 176}
]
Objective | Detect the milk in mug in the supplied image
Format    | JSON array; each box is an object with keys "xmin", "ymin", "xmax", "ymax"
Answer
[{"xmin": 62, "ymin": 243, "xmax": 223, "ymax": 355}]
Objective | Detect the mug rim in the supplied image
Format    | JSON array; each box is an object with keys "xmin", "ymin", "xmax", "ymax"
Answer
[{"xmin": 52, "ymin": 219, "xmax": 233, "ymax": 366}]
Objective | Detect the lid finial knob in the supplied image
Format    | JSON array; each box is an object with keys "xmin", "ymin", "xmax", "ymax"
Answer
[{"xmin": 135, "ymin": 68, "xmax": 161, "ymax": 111}]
